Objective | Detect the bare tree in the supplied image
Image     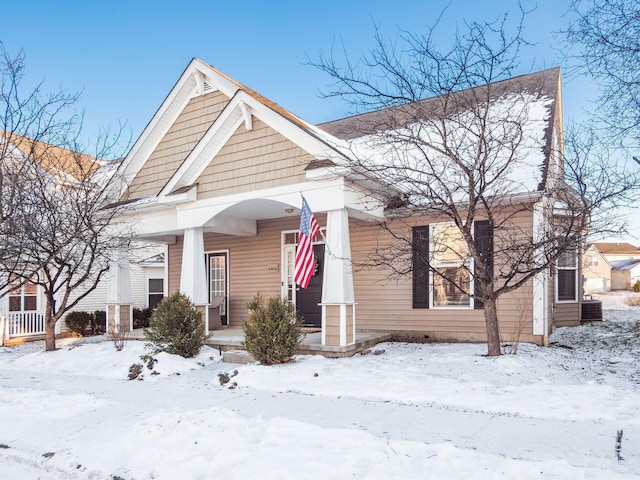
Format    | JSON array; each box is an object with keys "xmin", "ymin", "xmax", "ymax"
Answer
[
  {"xmin": 313, "ymin": 14, "xmax": 640, "ymax": 355},
  {"xmin": 0, "ymin": 44, "xmax": 131, "ymax": 351},
  {"xmin": 563, "ymin": 0, "xmax": 640, "ymax": 146}
]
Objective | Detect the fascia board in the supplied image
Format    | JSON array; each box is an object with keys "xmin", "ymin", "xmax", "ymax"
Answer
[{"xmin": 115, "ymin": 59, "xmax": 241, "ymax": 199}]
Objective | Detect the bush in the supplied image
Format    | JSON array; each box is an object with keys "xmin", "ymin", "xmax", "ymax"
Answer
[
  {"xmin": 65, "ymin": 311, "xmax": 91, "ymax": 336},
  {"xmin": 633, "ymin": 280, "xmax": 640, "ymax": 293},
  {"xmin": 133, "ymin": 307, "xmax": 153, "ymax": 329},
  {"xmin": 625, "ymin": 294, "xmax": 640, "ymax": 307},
  {"xmin": 143, "ymin": 292, "xmax": 208, "ymax": 358},
  {"xmin": 92, "ymin": 310, "xmax": 106, "ymax": 335},
  {"xmin": 243, "ymin": 293, "xmax": 304, "ymax": 365}
]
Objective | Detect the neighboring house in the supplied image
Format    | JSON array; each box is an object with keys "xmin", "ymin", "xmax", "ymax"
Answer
[
  {"xmin": 60, "ymin": 247, "xmax": 167, "ymax": 330},
  {"xmin": 582, "ymin": 244, "xmax": 612, "ymax": 293},
  {"xmin": 109, "ymin": 59, "xmax": 578, "ymax": 347},
  {"xmin": 0, "ymin": 133, "xmax": 166, "ymax": 343},
  {"xmin": 583, "ymin": 242, "xmax": 640, "ymax": 292}
]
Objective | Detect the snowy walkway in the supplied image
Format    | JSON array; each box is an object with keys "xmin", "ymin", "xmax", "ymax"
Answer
[{"xmin": 1, "ymin": 297, "xmax": 639, "ymax": 478}]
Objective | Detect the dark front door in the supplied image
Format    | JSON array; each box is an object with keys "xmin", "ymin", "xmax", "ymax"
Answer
[{"xmin": 296, "ymin": 244, "xmax": 323, "ymax": 328}]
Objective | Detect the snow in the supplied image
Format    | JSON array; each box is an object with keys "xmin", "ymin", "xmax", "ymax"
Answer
[
  {"xmin": 333, "ymin": 93, "xmax": 553, "ymax": 200},
  {"xmin": 1, "ymin": 299, "xmax": 639, "ymax": 479}
]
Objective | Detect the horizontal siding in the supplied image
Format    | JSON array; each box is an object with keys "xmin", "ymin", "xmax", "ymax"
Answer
[
  {"xmin": 168, "ymin": 236, "xmax": 184, "ymax": 295},
  {"xmin": 554, "ymin": 302, "xmax": 579, "ymax": 324},
  {"xmin": 349, "ymin": 213, "xmax": 535, "ymax": 338},
  {"xmin": 167, "ymin": 211, "xmax": 539, "ymax": 339},
  {"xmin": 125, "ymin": 91, "xmax": 230, "ymax": 199},
  {"xmin": 197, "ymin": 119, "xmax": 312, "ymax": 200},
  {"xmin": 59, "ymin": 265, "xmax": 164, "ymax": 330}
]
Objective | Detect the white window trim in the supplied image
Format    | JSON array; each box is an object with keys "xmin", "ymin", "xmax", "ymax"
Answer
[
  {"xmin": 146, "ymin": 276, "xmax": 165, "ymax": 308},
  {"xmin": 556, "ymin": 245, "xmax": 579, "ymax": 304},
  {"xmin": 429, "ymin": 222, "xmax": 474, "ymax": 310},
  {"xmin": 205, "ymin": 250, "xmax": 230, "ymax": 321},
  {"xmin": 8, "ymin": 282, "xmax": 40, "ymax": 313}
]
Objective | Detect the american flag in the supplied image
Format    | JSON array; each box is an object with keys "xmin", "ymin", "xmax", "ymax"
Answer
[{"xmin": 294, "ymin": 197, "xmax": 320, "ymax": 289}]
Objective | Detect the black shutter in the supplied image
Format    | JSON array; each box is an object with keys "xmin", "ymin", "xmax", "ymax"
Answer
[
  {"xmin": 474, "ymin": 220, "xmax": 493, "ymax": 310},
  {"xmin": 413, "ymin": 226, "xmax": 430, "ymax": 308}
]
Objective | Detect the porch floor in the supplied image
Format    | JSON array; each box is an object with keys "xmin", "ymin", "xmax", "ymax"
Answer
[{"xmin": 127, "ymin": 327, "xmax": 392, "ymax": 359}]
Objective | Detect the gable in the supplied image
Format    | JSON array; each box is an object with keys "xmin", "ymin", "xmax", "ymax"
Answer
[
  {"xmin": 124, "ymin": 90, "xmax": 230, "ymax": 199},
  {"xmin": 2, "ymin": 130, "xmax": 101, "ymax": 182},
  {"xmin": 196, "ymin": 118, "xmax": 313, "ymax": 200}
]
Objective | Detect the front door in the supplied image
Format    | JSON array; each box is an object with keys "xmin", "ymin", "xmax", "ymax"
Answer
[
  {"xmin": 207, "ymin": 252, "xmax": 228, "ymax": 328},
  {"xmin": 296, "ymin": 244, "xmax": 323, "ymax": 328}
]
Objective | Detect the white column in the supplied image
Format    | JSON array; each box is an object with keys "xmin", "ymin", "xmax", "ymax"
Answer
[
  {"xmin": 321, "ymin": 209, "xmax": 356, "ymax": 346},
  {"xmin": 107, "ymin": 250, "xmax": 132, "ymax": 333},
  {"xmin": 532, "ymin": 198, "xmax": 549, "ymax": 341},
  {"xmin": 180, "ymin": 227, "xmax": 208, "ymax": 305}
]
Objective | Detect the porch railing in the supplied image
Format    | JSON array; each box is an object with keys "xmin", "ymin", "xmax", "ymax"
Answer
[{"xmin": 7, "ymin": 311, "xmax": 46, "ymax": 337}]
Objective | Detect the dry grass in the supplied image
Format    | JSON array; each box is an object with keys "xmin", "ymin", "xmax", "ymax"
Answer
[
  {"xmin": 625, "ymin": 294, "xmax": 640, "ymax": 307},
  {"xmin": 106, "ymin": 330, "xmax": 128, "ymax": 351}
]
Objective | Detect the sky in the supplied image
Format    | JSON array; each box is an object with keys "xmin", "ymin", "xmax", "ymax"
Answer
[
  {"xmin": 2, "ymin": 0, "xmax": 636, "ymax": 240},
  {"xmin": 1, "ymin": 296, "xmax": 639, "ymax": 478}
]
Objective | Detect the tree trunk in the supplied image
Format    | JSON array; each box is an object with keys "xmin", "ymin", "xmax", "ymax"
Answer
[
  {"xmin": 44, "ymin": 298, "xmax": 56, "ymax": 351},
  {"xmin": 483, "ymin": 295, "xmax": 501, "ymax": 356}
]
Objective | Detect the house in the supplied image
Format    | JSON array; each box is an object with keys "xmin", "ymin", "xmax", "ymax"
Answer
[
  {"xmin": 61, "ymin": 247, "xmax": 167, "ymax": 327},
  {"xmin": 582, "ymin": 244, "xmax": 612, "ymax": 293},
  {"xmin": 0, "ymin": 132, "xmax": 166, "ymax": 343},
  {"xmin": 583, "ymin": 242, "xmax": 640, "ymax": 292},
  {"xmin": 108, "ymin": 59, "xmax": 578, "ymax": 348}
]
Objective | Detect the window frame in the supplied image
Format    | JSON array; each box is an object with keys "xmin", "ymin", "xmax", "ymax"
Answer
[
  {"xmin": 8, "ymin": 281, "xmax": 38, "ymax": 312},
  {"xmin": 556, "ymin": 243, "xmax": 579, "ymax": 303},
  {"xmin": 146, "ymin": 277, "xmax": 165, "ymax": 309},
  {"xmin": 429, "ymin": 222, "xmax": 473, "ymax": 309}
]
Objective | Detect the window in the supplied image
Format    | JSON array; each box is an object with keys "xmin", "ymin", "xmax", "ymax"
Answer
[
  {"xmin": 147, "ymin": 278, "xmax": 164, "ymax": 309},
  {"xmin": 587, "ymin": 256, "xmax": 599, "ymax": 267},
  {"xmin": 8, "ymin": 281, "xmax": 37, "ymax": 312},
  {"xmin": 557, "ymin": 244, "xmax": 578, "ymax": 302},
  {"xmin": 413, "ymin": 221, "xmax": 492, "ymax": 309},
  {"xmin": 431, "ymin": 223, "xmax": 471, "ymax": 307}
]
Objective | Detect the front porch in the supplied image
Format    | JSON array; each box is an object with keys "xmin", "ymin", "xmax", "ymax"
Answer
[{"xmin": 126, "ymin": 327, "xmax": 391, "ymax": 359}]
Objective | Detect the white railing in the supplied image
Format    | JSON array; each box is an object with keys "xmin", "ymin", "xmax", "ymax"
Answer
[{"xmin": 8, "ymin": 311, "xmax": 46, "ymax": 337}]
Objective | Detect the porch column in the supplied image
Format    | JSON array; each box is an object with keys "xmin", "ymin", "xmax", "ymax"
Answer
[
  {"xmin": 106, "ymin": 250, "xmax": 132, "ymax": 333},
  {"xmin": 180, "ymin": 227, "xmax": 208, "ymax": 330},
  {"xmin": 321, "ymin": 209, "xmax": 356, "ymax": 347}
]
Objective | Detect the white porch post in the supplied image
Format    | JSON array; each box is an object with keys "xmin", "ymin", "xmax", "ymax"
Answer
[
  {"xmin": 106, "ymin": 250, "xmax": 132, "ymax": 333},
  {"xmin": 180, "ymin": 227, "xmax": 209, "ymax": 331},
  {"xmin": 321, "ymin": 209, "xmax": 356, "ymax": 346},
  {"xmin": 0, "ymin": 280, "xmax": 7, "ymax": 344}
]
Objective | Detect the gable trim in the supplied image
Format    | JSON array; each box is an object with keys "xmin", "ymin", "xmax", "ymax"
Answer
[
  {"xmin": 116, "ymin": 59, "xmax": 243, "ymax": 200},
  {"xmin": 159, "ymin": 89, "xmax": 351, "ymax": 197}
]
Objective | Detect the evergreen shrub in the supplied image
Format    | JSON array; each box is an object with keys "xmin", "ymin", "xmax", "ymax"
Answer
[
  {"xmin": 92, "ymin": 310, "xmax": 106, "ymax": 335},
  {"xmin": 133, "ymin": 307, "xmax": 153, "ymax": 329},
  {"xmin": 243, "ymin": 293, "xmax": 304, "ymax": 365},
  {"xmin": 143, "ymin": 292, "xmax": 208, "ymax": 358},
  {"xmin": 65, "ymin": 311, "xmax": 91, "ymax": 336}
]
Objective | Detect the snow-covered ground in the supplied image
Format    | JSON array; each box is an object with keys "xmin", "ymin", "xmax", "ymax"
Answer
[{"xmin": 1, "ymin": 293, "xmax": 639, "ymax": 479}]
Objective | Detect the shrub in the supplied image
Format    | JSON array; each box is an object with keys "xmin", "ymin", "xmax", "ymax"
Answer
[
  {"xmin": 143, "ymin": 292, "xmax": 208, "ymax": 358},
  {"xmin": 65, "ymin": 311, "xmax": 91, "ymax": 336},
  {"xmin": 633, "ymin": 280, "xmax": 640, "ymax": 293},
  {"xmin": 625, "ymin": 294, "xmax": 640, "ymax": 307},
  {"xmin": 243, "ymin": 293, "xmax": 304, "ymax": 365},
  {"xmin": 133, "ymin": 307, "xmax": 153, "ymax": 329},
  {"xmin": 92, "ymin": 310, "xmax": 106, "ymax": 335},
  {"xmin": 107, "ymin": 330, "xmax": 128, "ymax": 351}
]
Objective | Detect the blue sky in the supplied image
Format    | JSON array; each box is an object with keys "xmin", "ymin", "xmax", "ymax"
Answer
[{"xmin": 3, "ymin": 0, "xmax": 584, "ymax": 143}]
